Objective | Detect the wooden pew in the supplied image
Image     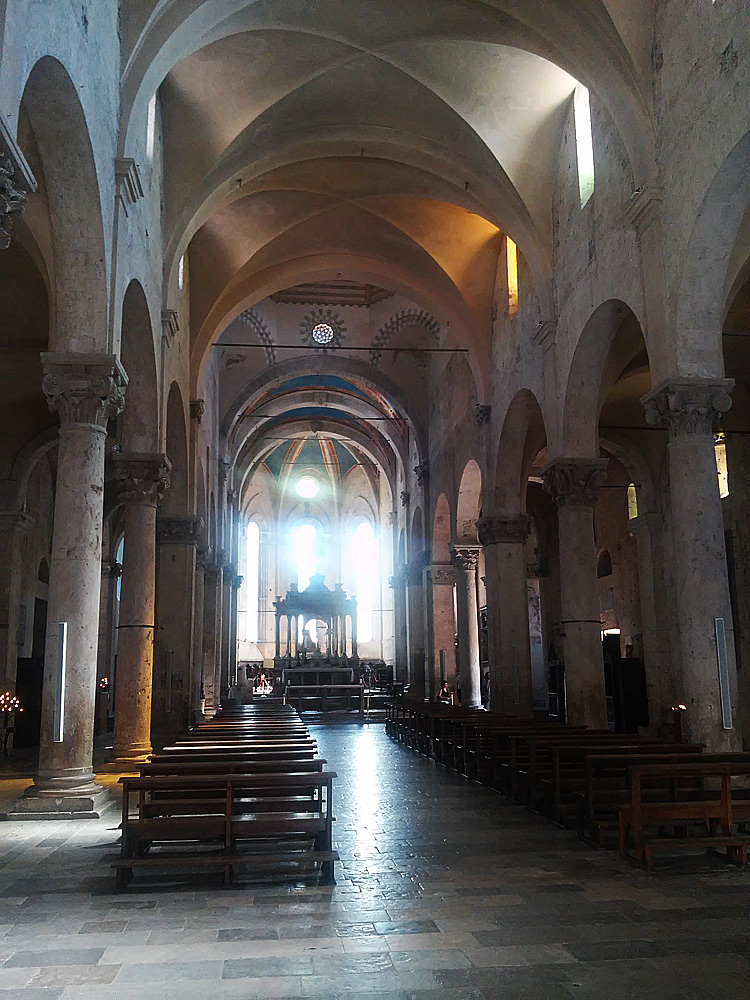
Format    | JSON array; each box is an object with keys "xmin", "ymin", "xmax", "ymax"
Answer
[
  {"xmin": 113, "ymin": 770, "xmax": 338, "ymax": 889},
  {"xmin": 618, "ymin": 758, "xmax": 750, "ymax": 867}
]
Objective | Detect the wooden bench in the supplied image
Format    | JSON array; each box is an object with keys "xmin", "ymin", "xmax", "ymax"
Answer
[
  {"xmin": 618, "ymin": 759, "xmax": 750, "ymax": 867},
  {"xmin": 114, "ymin": 770, "xmax": 338, "ymax": 890}
]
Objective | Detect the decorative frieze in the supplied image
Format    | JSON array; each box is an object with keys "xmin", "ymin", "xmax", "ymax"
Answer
[
  {"xmin": 425, "ymin": 563, "xmax": 455, "ymax": 587},
  {"xmin": 115, "ymin": 453, "xmax": 171, "ymax": 507},
  {"xmin": 477, "ymin": 514, "xmax": 531, "ymax": 546},
  {"xmin": 41, "ymin": 353, "xmax": 127, "ymax": 428},
  {"xmin": 156, "ymin": 515, "xmax": 204, "ymax": 546},
  {"xmin": 641, "ymin": 378, "xmax": 734, "ymax": 437},
  {"xmin": 541, "ymin": 457, "xmax": 609, "ymax": 509}
]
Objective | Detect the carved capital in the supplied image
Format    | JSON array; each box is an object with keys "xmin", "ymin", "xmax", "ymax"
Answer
[
  {"xmin": 388, "ymin": 571, "xmax": 406, "ymax": 590},
  {"xmin": 115, "ymin": 158, "xmax": 143, "ymax": 217},
  {"xmin": 387, "ymin": 509, "xmax": 398, "ymax": 527},
  {"xmin": 641, "ymin": 378, "xmax": 734, "ymax": 437},
  {"xmin": 115, "ymin": 453, "xmax": 171, "ymax": 507},
  {"xmin": 541, "ymin": 458, "xmax": 609, "ymax": 508},
  {"xmin": 475, "ymin": 404, "xmax": 491, "ymax": 427},
  {"xmin": 196, "ymin": 546, "xmax": 212, "ymax": 568},
  {"xmin": 156, "ymin": 514, "xmax": 204, "ymax": 546},
  {"xmin": 41, "ymin": 353, "xmax": 127, "ymax": 428},
  {"xmin": 0, "ymin": 119, "xmax": 35, "ymax": 249},
  {"xmin": 532, "ymin": 320, "xmax": 556, "ymax": 353},
  {"xmin": 425, "ymin": 563, "xmax": 455, "ymax": 587},
  {"xmin": 414, "ymin": 461, "xmax": 430, "ymax": 487},
  {"xmin": 450, "ymin": 544, "xmax": 480, "ymax": 572},
  {"xmin": 102, "ymin": 560, "xmax": 122, "ymax": 579},
  {"xmin": 218, "ymin": 460, "xmax": 231, "ymax": 485},
  {"xmin": 161, "ymin": 309, "xmax": 179, "ymax": 346},
  {"xmin": 190, "ymin": 398, "xmax": 205, "ymax": 423},
  {"xmin": 232, "ymin": 574, "xmax": 244, "ymax": 590},
  {"xmin": 400, "ymin": 490, "xmax": 410, "ymax": 507},
  {"xmin": 478, "ymin": 514, "xmax": 531, "ymax": 546},
  {"xmin": 625, "ymin": 185, "xmax": 662, "ymax": 233}
]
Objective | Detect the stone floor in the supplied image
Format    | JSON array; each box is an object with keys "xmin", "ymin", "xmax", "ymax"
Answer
[{"xmin": 0, "ymin": 723, "xmax": 749, "ymax": 999}]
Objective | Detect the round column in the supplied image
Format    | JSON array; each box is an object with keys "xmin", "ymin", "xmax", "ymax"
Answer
[
  {"xmin": 110, "ymin": 454, "xmax": 170, "ymax": 765},
  {"xmin": 542, "ymin": 458, "xmax": 609, "ymax": 728},
  {"xmin": 478, "ymin": 515, "xmax": 534, "ymax": 717},
  {"xmin": 451, "ymin": 545, "xmax": 482, "ymax": 708},
  {"xmin": 642, "ymin": 377, "xmax": 739, "ymax": 749},
  {"xmin": 13, "ymin": 353, "xmax": 126, "ymax": 818},
  {"xmin": 424, "ymin": 563, "xmax": 456, "ymax": 699}
]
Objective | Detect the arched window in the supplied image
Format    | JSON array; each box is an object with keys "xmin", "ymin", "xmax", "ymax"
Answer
[
  {"xmin": 348, "ymin": 521, "xmax": 378, "ymax": 643},
  {"xmin": 146, "ymin": 93, "xmax": 157, "ymax": 162},
  {"xmin": 597, "ymin": 550, "xmax": 613, "ymax": 579},
  {"xmin": 506, "ymin": 237, "xmax": 519, "ymax": 317},
  {"xmin": 574, "ymin": 85, "xmax": 595, "ymax": 207},
  {"xmin": 627, "ymin": 483, "xmax": 638, "ymax": 520},
  {"xmin": 245, "ymin": 521, "xmax": 260, "ymax": 643},
  {"xmin": 715, "ymin": 433, "xmax": 729, "ymax": 498}
]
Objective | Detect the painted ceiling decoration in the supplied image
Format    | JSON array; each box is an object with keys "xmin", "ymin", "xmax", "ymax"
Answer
[
  {"xmin": 370, "ymin": 308, "xmax": 442, "ymax": 366},
  {"xmin": 263, "ymin": 436, "xmax": 362, "ymax": 483},
  {"xmin": 270, "ymin": 281, "xmax": 393, "ymax": 307}
]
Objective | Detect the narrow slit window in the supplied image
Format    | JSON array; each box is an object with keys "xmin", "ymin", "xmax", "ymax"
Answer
[
  {"xmin": 146, "ymin": 93, "xmax": 157, "ymax": 162},
  {"xmin": 627, "ymin": 484, "xmax": 638, "ymax": 520},
  {"xmin": 574, "ymin": 85, "xmax": 595, "ymax": 207},
  {"xmin": 506, "ymin": 237, "xmax": 519, "ymax": 317},
  {"xmin": 715, "ymin": 434, "xmax": 729, "ymax": 498}
]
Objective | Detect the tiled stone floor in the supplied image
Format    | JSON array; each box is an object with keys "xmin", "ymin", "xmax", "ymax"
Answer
[{"xmin": 0, "ymin": 723, "xmax": 749, "ymax": 998}]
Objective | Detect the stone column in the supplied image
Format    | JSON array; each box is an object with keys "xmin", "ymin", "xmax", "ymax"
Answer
[
  {"xmin": 202, "ymin": 559, "xmax": 221, "ymax": 714},
  {"xmin": 628, "ymin": 513, "xmax": 675, "ymax": 734},
  {"xmin": 153, "ymin": 515, "xmax": 201, "ymax": 744},
  {"xmin": 229, "ymin": 573, "xmax": 242, "ymax": 690},
  {"xmin": 95, "ymin": 559, "xmax": 121, "ymax": 729},
  {"xmin": 542, "ymin": 458, "xmax": 609, "ymax": 728},
  {"xmin": 478, "ymin": 515, "xmax": 534, "ymax": 718},
  {"xmin": 406, "ymin": 560, "xmax": 425, "ymax": 698},
  {"xmin": 451, "ymin": 544, "xmax": 482, "ymax": 708},
  {"xmin": 0, "ymin": 509, "xmax": 33, "ymax": 691},
  {"xmin": 108, "ymin": 454, "xmax": 170, "ymax": 766},
  {"xmin": 389, "ymin": 571, "xmax": 408, "ymax": 684},
  {"xmin": 192, "ymin": 548, "xmax": 207, "ymax": 719},
  {"xmin": 424, "ymin": 563, "xmax": 456, "ymax": 699},
  {"xmin": 642, "ymin": 377, "xmax": 739, "ymax": 749},
  {"xmin": 13, "ymin": 353, "xmax": 126, "ymax": 818}
]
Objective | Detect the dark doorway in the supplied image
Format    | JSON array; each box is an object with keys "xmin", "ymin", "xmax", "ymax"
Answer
[{"xmin": 14, "ymin": 596, "xmax": 46, "ymax": 747}]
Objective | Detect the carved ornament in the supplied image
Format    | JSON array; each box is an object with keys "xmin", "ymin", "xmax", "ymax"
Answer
[
  {"xmin": 156, "ymin": 515, "xmax": 204, "ymax": 546},
  {"xmin": 450, "ymin": 544, "xmax": 480, "ymax": 572},
  {"xmin": 414, "ymin": 461, "xmax": 429, "ymax": 487},
  {"xmin": 190, "ymin": 399, "xmax": 205, "ymax": 423},
  {"xmin": 426, "ymin": 563, "xmax": 455, "ymax": 587},
  {"xmin": 478, "ymin": 514, "xmax": 531, "ymax": 546},
  {"xmin": 541, "ymin": 457, "xmax": 608, "ymax": 509},
  {"xmin": 115, "ymin": 453, "xmax": 171, "ymax": 507},
  {"xmin": 41, "ymin": 353, "xmax": 127, "ymax": 428},
  {"xmin": 641, "ymin": 378, "xmax": 734, "ymax": 437}
]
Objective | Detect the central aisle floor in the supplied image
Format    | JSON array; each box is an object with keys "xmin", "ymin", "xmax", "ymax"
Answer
[{"xmin": 0, "ymin": 723, "xmax": 749, "ymax": 999}]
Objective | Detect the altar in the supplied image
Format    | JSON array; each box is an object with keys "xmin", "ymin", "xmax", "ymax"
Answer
[{"xmin": 273, "ymin": 575, "xmax": 359, "ymax": 686}]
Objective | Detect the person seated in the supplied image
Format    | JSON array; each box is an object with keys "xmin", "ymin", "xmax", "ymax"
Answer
[{"xmin": 436, "ymin": 680, "xmax": 452, "ymax": 704}]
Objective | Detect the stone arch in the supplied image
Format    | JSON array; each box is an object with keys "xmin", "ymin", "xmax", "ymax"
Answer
[
  {"xmin": 237, "ymin": 308, "xmax": 276, "ymax": 366},
  {"xmin": 494, "ymin": 389, "xmax": 547, "ymax": 514},
  {"xmin": 163, "ymin": 381, "xmax": 189, "ymax": 515},
  {"xmin": 432, "ymin": 494, "xmax": 452, "ymax": 564},
  {"xmin": 119, "ymin": 279, "xmax": 159, "ymax": 452},
  {"xmin": 19, "ymin": 56, "xmax": 107, "ymax": 350},
  {"xmin": 676, "ymin": 130, "xmax": 750, "ymax": 376},
  {"xmin": 563, "ymin": 299, "xmax": 649, "ymax": 457},
  {"xmin": 456, "ymin": 460, "xmax": 482, "ymax": 542}
]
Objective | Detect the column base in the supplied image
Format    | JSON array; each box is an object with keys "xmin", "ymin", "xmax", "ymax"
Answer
[
  {"xmin": 9, "ymin": 776, "xmax": 113, "ymax": 820},
  {"xmin": 99, "ymin": 743, "xmax": 152, "ymax": 772}
]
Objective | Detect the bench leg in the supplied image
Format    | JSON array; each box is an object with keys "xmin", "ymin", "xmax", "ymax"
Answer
[
  {"xmin": 319, "ymin": 858, "xmax": 336, "ymax": 886},
  {"xmin": 114, "ymin": 867, "xmax": 132, "ymax": 893}
]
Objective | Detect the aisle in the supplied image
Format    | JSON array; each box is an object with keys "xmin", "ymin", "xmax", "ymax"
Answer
[{"xmin": 0, "ymin": 724, "xmax": 747, "ymax": 998}]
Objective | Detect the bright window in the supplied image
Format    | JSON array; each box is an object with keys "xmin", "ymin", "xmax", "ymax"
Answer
[
  {"xmin": 506, "ymin": 237, "xmax": 519, "ymax": 317},
  {"xmin": 627, "ymin": 484, "xmax": 638, "ymax": 520},
  {"xmin": 574, "ymin": 85, "xmax": 595, "ymax": 208},
  {"xmin": 178, "ymin": 255, "xmax": 185, "ymax": 293},
  {"xmin": 349, "ymin": 521, "xmax": 378, "ymax": 643},
  {"xmin": 146, "ymin": 94, "xmax": 157, "ymax": 162},
  {"xmin": 296, "ymin": 476, "xmax": 319, "ymax": 499},
  {"xmin": 715, "ymin": 434, "xmax": 729, "ymax": 498},
  {"xmin": 245, "ymin": 521, "xmax": 260, "ymax": 643},
  {"xmin": 293, "ymin": 522, "xmax": 318, "ymax": 592}
]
